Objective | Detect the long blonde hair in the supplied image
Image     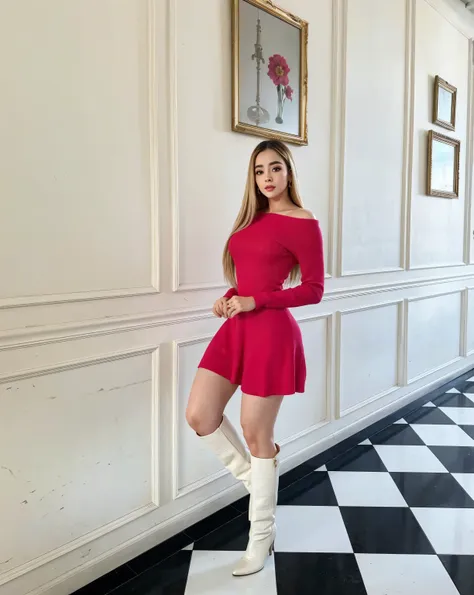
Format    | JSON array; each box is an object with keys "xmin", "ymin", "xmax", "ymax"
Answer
[{"xmin": 223, "ymin": 140, "xmax": 304, "ymax": 288}]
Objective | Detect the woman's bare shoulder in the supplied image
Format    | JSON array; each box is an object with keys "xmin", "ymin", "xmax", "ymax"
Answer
[{"xmin": 290, "ymin": 208, "xmax": 316, "ymax": 220}]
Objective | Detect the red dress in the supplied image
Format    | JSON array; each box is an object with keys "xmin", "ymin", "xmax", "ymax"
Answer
[{"xmin": 198, "ymin": 212, "xmax": 325, "ymax": 397}]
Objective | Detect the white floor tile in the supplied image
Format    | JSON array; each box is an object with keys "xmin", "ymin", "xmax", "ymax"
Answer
[
  {"xmin": 274, "ymin": 506, "xmax": 353, "ymax": 553},
  {"xmin": 393, "ymin": 418, "xmax": 407, "ymax": 424},
  {"xmin": 184, "ymin": 550, "xmax": 277, "ymax": 594},
  {"xmin": 315, "ymin": 465, "xmax": 327, "ymax": 472},
  {"xmin": 359, "ymin": 439, "xmax": 372, "ymax": 445},
  {"xmin": 410, "ymin": 424, "xmax": 474, "ymax": 446},
  {"xmin": 452, "ymin": 473, "xmax": 474, "ymax": 500},
  {"xmin": 328, "ymin": 471, "xmax": 407, "ymax": 507},
  {"xmin": 439, "ymin": 406, "xmax": 474, "ymax": 425},
  {"xmin": 447, "ymin": 388, "xmax": 461, "ymax": 393},
  {"xmin": 412, "ymin": 508, "xmax": 474, "ymax": 555},
  {"xmin": 373, "ymin": 445, "xmax": 448, "ymax": 473},
  {"xmin": 183, "ymin": 543, "xmax": 194, "ymax": 551},
  {"xmin": 465, "ymin": 377, "xmax": 474, "ymax": 383},
  {"xmin": 356, "ymin": 554, "xmax": 459, "ymax": 595},
  {"xmin": 422, "ymin": 402, "xmax": 436, "ymax": 407}
]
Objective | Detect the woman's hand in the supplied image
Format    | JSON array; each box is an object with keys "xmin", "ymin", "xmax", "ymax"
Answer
[
  {"xmin": 227, "ymin": 296, "xmax": 256, "ymax": 318},
  {"xmin": 213, "ymin": 297, "xmax": 229, "ymax": 318}
]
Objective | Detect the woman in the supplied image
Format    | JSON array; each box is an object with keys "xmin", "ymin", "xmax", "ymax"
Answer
[{"xmin": 185, "ymin": 139, "xmax": 324, "ymax": 577}]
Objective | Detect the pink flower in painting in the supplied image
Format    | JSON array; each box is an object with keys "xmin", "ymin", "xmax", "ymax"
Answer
[
  {"xmin": 267, "ymin": 54, "xmax": 290, "ymax": 86},
  {"xmin": 285, "ymin": 85, "xmax": 294, "ymax": 101}
]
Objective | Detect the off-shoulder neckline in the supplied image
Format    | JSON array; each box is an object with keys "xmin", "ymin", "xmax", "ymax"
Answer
[{"xmin": 260, "ymin": 211, "xmax": 317, "ymax": 221}]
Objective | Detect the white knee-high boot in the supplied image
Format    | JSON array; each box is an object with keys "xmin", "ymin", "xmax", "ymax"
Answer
[
  {"xmin": 198, "ymin": 415, "xmax": 251, "ymax": 494},
  {"xmin": 232, "ymin": 445, "xmax": 280, "ymax": 577}
]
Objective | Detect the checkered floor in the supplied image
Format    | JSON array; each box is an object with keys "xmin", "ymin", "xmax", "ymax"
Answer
[{"xmin": 77, "ymin": 375, "xmax": 474, "ymax": 595}]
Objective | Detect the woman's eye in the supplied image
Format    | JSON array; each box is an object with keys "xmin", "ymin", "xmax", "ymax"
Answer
[
  {"xmin": 255, "ymin": 171, "xmax": 263, "ymax": 176},
  {"xmin": 273, "ymin": 167, "xmax": 281, "ymax": 172}
]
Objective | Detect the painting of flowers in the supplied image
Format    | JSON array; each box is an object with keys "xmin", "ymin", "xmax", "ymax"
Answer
[
  {"xmin": 267, "ymin": 54, "xmax": 293, "ymax": 123},
  {"xmin": 232, "ymin": 0, "xmax": 308, "ymax": 145}
]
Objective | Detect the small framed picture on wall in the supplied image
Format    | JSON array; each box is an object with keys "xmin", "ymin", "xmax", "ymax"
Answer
[
  {"xmin": 427, "ymin": 130, "xmax": 460, "ymax": 199},
  {"xmin": 231, "ymin": 0, "xmax": 308, "ymax": 145},
  {"xmin": 433, "ymin": 75, "xmax": 457, "ymax": 131}
]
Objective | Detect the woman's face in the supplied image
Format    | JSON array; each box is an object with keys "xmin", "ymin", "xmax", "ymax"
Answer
[{"xmin": 254, "ymin": 149, "xmax": 291, "ymax": 202}]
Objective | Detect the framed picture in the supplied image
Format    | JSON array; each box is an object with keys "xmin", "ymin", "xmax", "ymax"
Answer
[
  {"xmin": 231, "ymin": 0, "xmax": 308, "ymax": 145},
  {"xmin": 433, "ymin": 75, "xmax": 457, "ymax": 131},
  {"xmin": 427, "ymin": 130, "xmax": 460, "ymax": 199}
]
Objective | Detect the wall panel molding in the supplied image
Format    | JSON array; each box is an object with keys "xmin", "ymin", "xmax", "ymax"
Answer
[
  {"xmin": 0, "ymin": 346, "xmax": 157, "ymax": 385},
  {"xmin": 0, "ymin": 307, "xmax": 213, "ymax": 352},
  {"xmin": 331, "ymin": 0, "xmax": 348, "ymax": 278},
  {"xmin": 402, "ymin": 0, "xmax": 416, "ymax": 270},
  {"xmin": 4, "ymin": 272, "xmax": 474, "ymax": 351},
  {"xmin": 280, "ymin": 313, "xmax": 333, "ymax": 443},
  {"xmin": 408, "ymin": 0, "xmax": 471, "ymax": 271},
  {"xmin": 335, "ymin": 300, "xmax": 403, "ymax": 418},
  {"xmin": 148, "ymin": 0, "xmax": 161, "ymax": 293},
  {"xmin": 0, "ymin": 0, "xmax": 161, "ymax": 311},
  {"xmin": 0, "ymin": 287, "xmax": 159, "ymax": 311},
  {"xmin": 410, "ymin": 261, "xmax": 468, "ymax": 271},
  {"xmin": 0, "ymin": 346, "xmax": 160, "ymax": 587},
  {"xmin": 466, "ymin": 286, "xmax": 474, "ymax": 356},
  {"xmin": 406, "ymin": 289, "xmax": 464, "ymax": 384},
  {"xmin": 151, "ymin": 347, "xmax": 161, "ymax": 506},
  {"xmin": 168, "ymin": 0, "xmax": 229, "ymax": 294},
  {"xmin": 168, "ymin": 0, "xmax": 181, "ymax": 293},
  {"xmin": 340, "ymin": 0, "xmax": 411, "ymax": 277},
  {"xmin": 465, "ymin": 38, "xmax": 474, "ymax": 264},
  {"xmin": 461, "ymin": 288, "xmax": 469, "ymax": 357}
]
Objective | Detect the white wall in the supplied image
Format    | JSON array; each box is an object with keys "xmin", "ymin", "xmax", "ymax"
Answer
[{"xmin": 1, "ymin": 1, "xmax": 474, "ymax": 594}]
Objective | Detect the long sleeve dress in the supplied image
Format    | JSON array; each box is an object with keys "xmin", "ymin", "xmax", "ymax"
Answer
[{"xmin": 198, "ymin": 212, "xmax": 325, "ymax": 397}]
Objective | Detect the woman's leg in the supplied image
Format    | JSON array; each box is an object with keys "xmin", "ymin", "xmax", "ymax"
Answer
[
  {"xmin": 186, "ymin": 369, "xmax": 252, "ymax": 493},
  {"xmin": 233, "ymin": 393, "xmax": 284, "ymax": 577},
  {"xmin": 240, "ymin": 393, "xmax": 284, "ymax": 458},
  {"xmin": 186, "ymin": 368, "xmax": 238, "ymax": 436}
]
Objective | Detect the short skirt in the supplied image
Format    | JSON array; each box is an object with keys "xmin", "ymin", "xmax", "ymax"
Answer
[{"xmin": 198, "ymin": 308, "xmax": 306, "ymax": 397}]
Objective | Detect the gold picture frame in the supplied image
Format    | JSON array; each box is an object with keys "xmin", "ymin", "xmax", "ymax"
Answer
[
  {"xmin": 427, "ymin": 130, "xmax": 460, "ymax": 199},
  {"xmin": 232, "ymin": 0, "xmax": 308, "ymax": 145},
  {"xmin": 433, "ymin": 75, "xmax": 457, "ymax": 131}
]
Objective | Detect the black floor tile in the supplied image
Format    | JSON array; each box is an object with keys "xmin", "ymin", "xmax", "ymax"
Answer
[
  {"xmin": 439, "ymin": 555, "xmax": 474, "ymax": 595},
  {"xmin": 128, "ymin": 531, "xmax": 193, "ymax": 575},
  {"xmin": 72, "ymin": 565, "xmax": 137, "ymax": 595},
  {"xmin": 110, "ymin": 551, "xmax": 191, "ymax": 595},
  {"xmin": 429, "ymin": 445, "xmax": 474, "ymax": 473},
  {"xmin": 277, "ymin": 471, "xmax": 338, "ymax": 506},
  {"xmin": 459, "ymin": 381, "xmax": 474, "ymax": 394},
  {"xmin": 340, "ymin": 507, "xmax": 435, "ymax": 554},
  {"xmin": 326, "ymin": 445, "xmax": 387, "ymax": 472},
  {"xmin": 183, "ymin": 504, "xmax": 241, "ymax": 541},
  {"xmin": 460, "ymin": 425, "xmax": 474, "ymax": 441},
  {"xmin": 193, "ymin": 513, "xmax": 249, "ymax": 551},
  {"xmin": 278, "ymin": 461, "xmax": 315, "ymax": 490},
  {"xmin": 369, "ymin": 424, "xmax": 425, "ymax": 446},
  {"xmin": 404, "ymin": 407, "xmax": 455, "ymax": 425},
  {"xmin": 433, "ymin": 392, "xmax": 474, "ymax": 408},
  {"xmin": 231, "ymin": 494, "xmax": 249, "ymax": 514},
  {"xmin": 390, "ymin": 472, "xmax": 474, "ymax": 507},
  {"xmin": 275, "ymin": 552, "xmax": 367, "ymax": 595}
]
